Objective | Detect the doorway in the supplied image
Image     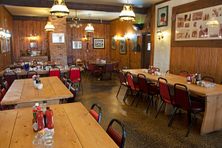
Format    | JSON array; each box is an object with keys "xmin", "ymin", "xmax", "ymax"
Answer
[{"xmin": 141, "ymin": 33, "xmax": 151, "ymax": 68}]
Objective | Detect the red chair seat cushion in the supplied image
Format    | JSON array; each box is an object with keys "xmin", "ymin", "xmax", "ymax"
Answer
[
  {"xmin": 89, "ymin": 109, "xmax": 99, "ymax": 122},
  {"xmin": 107, "ymin": 127, "xmax": 122, "ymax": 147},
  {"xmin": 191, "ymin": 101, "xmax": 205, "ymax": 112}
]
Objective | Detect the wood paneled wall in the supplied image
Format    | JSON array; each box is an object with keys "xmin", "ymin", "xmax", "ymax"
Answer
[
  {"xmin": 66, "ymin": 23, "xmax": 111, "ymax": 63},
  {"xmin": 12, "ymin": 18, "xmax": 48, "ymax": 61},
  {"xmin": 110, "ymin": 20, "xmax": 141, "ymax": 69},
  {"xmin": 0, "ymin": 6, "xmax": 13, "ymax": 71},
  {"xmin": 170, "ymin": 0, "xmax": 222, "ymax": 83}
]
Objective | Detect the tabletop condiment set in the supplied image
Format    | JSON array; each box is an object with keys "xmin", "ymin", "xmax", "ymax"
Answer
[{"xmin": 32, "ymin": 75, "xmax": 43, "ymax": 90}]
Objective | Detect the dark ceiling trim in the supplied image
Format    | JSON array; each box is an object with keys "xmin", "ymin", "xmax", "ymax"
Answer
[
  {"xmin": 12, "ymin": 15, "xmax": 111, "ymax": 24},
  {"xmin": 1, "ymin": 0, "xmax": 148, "ymax": 14}
]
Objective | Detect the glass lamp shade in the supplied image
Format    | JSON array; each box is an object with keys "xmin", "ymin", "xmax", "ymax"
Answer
[
  {"xmin": 206, "ymin": 17, "xmax": 219, "ymax": 27},
  {"xmin": 50, "ymin": 0, "xmax": 69, "ymax": 18},
  {"xmin": 85, "ymin": 23, "xmax": 94, "ymax": 32},
  {"xmin": 44, "ymin": 21, "xmax": 55, "ymax": 32},
  {"xmin": 119, "ymin": 4, "xmax": 135, "ymax": 21}
]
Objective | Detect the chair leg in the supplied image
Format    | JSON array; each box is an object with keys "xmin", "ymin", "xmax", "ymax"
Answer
[
  {"xmin": 116, "ymin": 85, "xmax": 122, "ymax": 98},
  {"xmin": 186, "ymin": 111, "xmax": 193, "ymax": 137},
  {"xmin": 168, "ymin": 107, "xmax": 178, "ymax": 127},
  {"xmin": 155, "ymin": 101, "xmax": 164, "ymax": 118},
  {"xmin": 135, "ymin": 92, "xmax": 142, "ymax": 107},
  {"xmin": 146, "ymin": 96, "xmax": 152, "ymax": 113},
  {"xmin": 131, "ymin": 95, "xmax": 137, "ymax": 106},
  {"xmin": 123, "ymin": 88, "xmax": 129, "ymax": 104}
]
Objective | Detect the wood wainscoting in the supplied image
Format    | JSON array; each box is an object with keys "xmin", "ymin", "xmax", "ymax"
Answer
[{"xmin": 170, "ymin": 47, "xmax": 222, "ymax": 83}]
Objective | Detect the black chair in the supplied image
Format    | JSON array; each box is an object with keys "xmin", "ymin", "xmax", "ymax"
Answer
[
  {"xmin": 26, "ymin": 70, "xmax": 38, "ymax": 78},
  {"xmin": 168, "ymin": 83, "xmax": 205, "ymax": 137},
  {"xmin": 116, "ymin": 71, "xmax": 128, "ymax": 98},
  {"xmin": 89, "ymin": 104, "xmax": 102, "ymax": 123},
  {"xmin": 106, "ymin": 119, "xmax": 126, "ymax": 148}
]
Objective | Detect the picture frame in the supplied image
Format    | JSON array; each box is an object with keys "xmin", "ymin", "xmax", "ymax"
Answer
[
  {"xmin": 111, "ymin": 37, "xmax": 116, "ymax": 49},
  {"xmin": 93, "ymin": 38, "xmax": 105, "ymax": 49},
  {"xmin": 119, "ymin": 39, "xmax": 126, "ymax": 54},
  {"xmin": 72, "ymin": 41, "xmax": 82, "ymax": 49},
  {"xmin": 52, "ymin": 33, "xmax": 65, "ymax": 43},
  {"xmin": 157, "ymin": 6, "xmax": 168, "ymax": 27}
]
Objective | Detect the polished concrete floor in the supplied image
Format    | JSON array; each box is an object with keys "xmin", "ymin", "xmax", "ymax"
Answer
[{"xmin": 76, "ymin": 74, "xmax": 222, "ymax": 148}]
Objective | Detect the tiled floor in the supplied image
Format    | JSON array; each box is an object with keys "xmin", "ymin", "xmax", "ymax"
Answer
[{"xmin": 76, "ymin": 74, "xmax": 222, "ymax": 148}]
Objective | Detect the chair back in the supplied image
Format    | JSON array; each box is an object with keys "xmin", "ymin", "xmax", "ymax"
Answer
[
  {"xmin": 126, "ymin": 72, "xmax": 136, "ymax": 90},
  {"xmin": 69, "ymin": 67, "xmax": 81, "ymax": 82},
  {"xmin": 26, "ymin": 71, "xmax": 38, "ymax": 78},
  {"xmin": 105, "ymin": 64, "xmax": 114, "ymax": 72},
  {"xmin": 106, "ymin": 119, "xmax": 126, "ymax": 148},
  {"xmin": 158, "ymin": 77, "xmax": 172, "ymax": 104},
  {"xmin": 118, "ymin": 71, "xmax": 126, "ymax": 84},
  {"xmin": 202, "ymin": 76, "xmax": 215, "ymax": 83},
  {"xmin": 49, "ymin": 68, "xmax": 60, "ymax": 78},
  {"xmin": 137, "ymin": 74, "xmax": 148, "ymax": 93},
  {"xmin": 87, "ymin": 63, "xmax": 96, "ymax": 72},
  {"xmin": 3, "ymin": 71, "xmax": 18, "ymax": 88},
  {"xmin": 0, "ymin": 88, "xmax": 6, "ymax": 102},
  {"xmin": 89, "ymin": 104, "xmax": 102, "ymax": 123},
  {"xmin": 173, "ymin": 83, "xmax": 191, "ymax": 111}
]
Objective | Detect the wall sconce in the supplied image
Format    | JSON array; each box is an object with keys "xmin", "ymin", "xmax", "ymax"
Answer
[
  {"xmin": 28, "ymin": 34, "xmax": 39, "ymax": 41},
  {"xmin": 157, "ymin": 30, "xmax": 164, "ymax": 40}
]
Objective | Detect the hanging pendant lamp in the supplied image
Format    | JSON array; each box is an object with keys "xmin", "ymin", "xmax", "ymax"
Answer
[
  {"xmin": 85, "ymin": 14, "xmax": 94, "ymax": 33},
  {"xmin": 44, "ymin": 21, "xmax": 55, "ymax": 32},
  {"xmin": 50, "ymin": 0, "xmax": 69, "ymax": 18},
  {"xmin": 119, "ymin": 4, "xmax": 135, "ymax": 21}
]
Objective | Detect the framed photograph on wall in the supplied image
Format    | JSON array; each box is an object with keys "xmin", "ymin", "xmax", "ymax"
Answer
[
  {"xmin": 72, "ymin": 41, "xmax": 82, "ymax": 49},
  {"xmin": 93, "ymin": 38, "xmax": 105, "ymax": 49},
  {"xmin": 52, "ymin": 33, "xmax": 65, "ymax": 43},
  {"xmin": 157, "ymin": 6, "xmax": 168, "ymax": 27},
  {"xmin": 111, "ymin": 37, "xmax": 116, "ymax": 49},
  {"xmin": 119, "ymin": 39, "xmax": 126, "ymax": 54}
]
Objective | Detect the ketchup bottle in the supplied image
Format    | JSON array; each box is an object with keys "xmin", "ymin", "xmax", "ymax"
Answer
[
  {"xmin": 36, "ymin": 110, "xmax": 45, "ymax": 131},
  {"xmin": 45, "ymin": 107, "xmax": 54, "ymax": 129}
]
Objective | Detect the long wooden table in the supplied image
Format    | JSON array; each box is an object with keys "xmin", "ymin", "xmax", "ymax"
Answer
[
  {"xmin": 1, "ymin": 77, "xmax": 73, "ymax": 107},
  {"xmin": 0, "ymin": 102, "xmax": 118, "ymax": 148},
  {"xmin": 123, "ymin": 69, "xmax": 222, "ymax": 135}
]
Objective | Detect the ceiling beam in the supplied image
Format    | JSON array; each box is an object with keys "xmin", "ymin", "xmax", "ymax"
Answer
[{"xmin": 0, "ymin": 0, "xmax": 148, "ymax": 14}]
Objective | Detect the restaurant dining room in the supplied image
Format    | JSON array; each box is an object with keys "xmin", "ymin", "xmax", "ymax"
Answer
[{"xmin": 1, "ymin": 0, "xmax": 222, "ymax": 147}]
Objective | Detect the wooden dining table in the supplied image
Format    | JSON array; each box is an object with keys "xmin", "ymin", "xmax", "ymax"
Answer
[
  {"xmin": 0, "ymin": 102, "xmax": 118, "ymax": 148},
  {"xmin": 123, "ymin": 69, "xmax": 222, "ymax": 135},
  {"xmin": 1, "ymin": 77, "xmax": 73, "ymax": 107}
]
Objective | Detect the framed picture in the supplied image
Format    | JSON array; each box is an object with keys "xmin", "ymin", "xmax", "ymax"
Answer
[
  {"xmin": 52, "ymin": 33, "xmax": 65, "ymax": 43},
  {"xmin": 175, "ymin": 4, "xmax": 222, "ymax": 41},
  {"xmin": 111, "ymin": 37, "xmax": 116, "ymax": 49},
  {"xmin": 72, "ymin": 41, "xmax": 82, "ymax": 49},
  {"xmin": 157, "ymin": 6, "xmax": 168, "ymax": 27},
  {"xmin": 93, "ymin": 38, "xmax": 105, "ymax": 49},
  {"xmin": 119, "ymin": 39, "xmax": 126, "ymax": 54}
]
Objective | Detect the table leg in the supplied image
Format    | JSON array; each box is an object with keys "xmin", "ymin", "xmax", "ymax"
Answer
[{"xmin": 201, "ymin": 94, "xmax": 222, "ymax": 135}]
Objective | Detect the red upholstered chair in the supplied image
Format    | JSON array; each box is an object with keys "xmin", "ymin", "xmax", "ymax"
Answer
[
  {"xmin": 155, "ymin": 77, "xmax": 173, "ymax": 118},
  {"xmin": 125, "ymin": 72, "xmax": 140, "ymax": 105},
  {"xmin": 168, "ymin": 83, "xmax": 205, "ymax": 136},
  {"xmin": 69, "ymin": 67, "xmax": 81, "ymax": 83},
  {"xmin": 49, "ymin": 68, "xmax": 60, "ymax": 78},
  {"xmin": 3, "ymin": 71, "xmax": 18, "ymax": 88},
  {"xmin": 137, "ymin": 74, "xmax": 159, "ymax": 113},
  {"xmin": 116, "ymin": 71, "xmax": 128, "ymax": 98},
  {"xmin": 106, "ymin": 119, "xmax": 126, "ymax": 148},
  {"xmin": 26, "ymin": 70, "xmax": 38, "ymax": 78},
  {"xmin": 89, "ymin": 104, "xmax": 102, "ymax": 123},
  {"xmin": 69, "ymin": 67, "xmax": 82, "ymax": 93}
]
